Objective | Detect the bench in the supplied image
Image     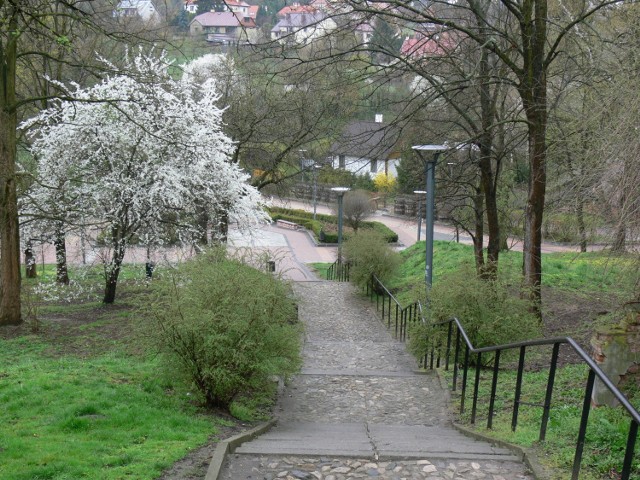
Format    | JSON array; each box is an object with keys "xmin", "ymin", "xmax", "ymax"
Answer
[{"xmin": 276, "ymin": 219, "xmax": 300, "ymax": 230}]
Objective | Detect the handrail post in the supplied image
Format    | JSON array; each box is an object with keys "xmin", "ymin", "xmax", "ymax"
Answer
[
  {"xmin": 540, "ymin": 342, "xmax": 560, "ymax": 442},
  {"xmin": 460, "ymin": 344, "xmax": 470, "ymax": 414},
  {"xmin": 512, "ymin": 346, "xmax": 526, "ymax": 432},
  {"xmin": 487, "ymin": 350, "xmax": 501, "ymax": 429},
  {"xmin": 472, "ymin": 352, "xmax": 482, "ymax": 424},
  {"xmin": 453, "ymin": 327, "xmax": 460, "ymax": 391},
  {"xmin": 572, "ymin": 369, "xmax": 595, "ymax": 480},
  {"xmin": 621, "ymin": 420, "xmax": 638, "ymax": 480},
  {"xmin": 445, "ymin": 321, "xmax": 453, "ymax": 370}
]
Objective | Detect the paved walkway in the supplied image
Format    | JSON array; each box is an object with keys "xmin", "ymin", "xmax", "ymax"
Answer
[{"xmin": 219, "ymin": 282, "xmax": 534, "ymax": 479}]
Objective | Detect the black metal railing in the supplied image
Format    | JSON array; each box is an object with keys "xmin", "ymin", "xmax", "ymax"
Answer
[
  {"xmin": 366, "ymin": 275, "xmax": 423, "ymax": 341},
  {"xmin": 365, "ymin": 275, "xmax": 639, "ymax": 479},
  {"xmin": 326, "ymin": 259, "xmax": 350, "ymax": 282}
]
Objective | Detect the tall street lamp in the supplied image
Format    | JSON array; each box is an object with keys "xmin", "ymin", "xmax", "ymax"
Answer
[
  {"xmin": 412, "ymin": 145, "xmax": 448, "ymax": 292},
  {"xmin": 413, "ymin": 190, "xmax": 426, "ymax": 241},
  {"xmin": 331, "ymin": 187, "xmax": 350, "ymax": 260},
  {"xmin": 312, "ymin": 164, "xmax": 322, "ymax": 221}
]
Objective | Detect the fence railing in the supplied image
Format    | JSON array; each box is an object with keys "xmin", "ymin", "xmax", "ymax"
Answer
[
  {"xmin": 365, "ymin": 275, "xmax": 640, "ymax": 480},
  {"xmin": 366, "ymin": 275, "xmax": 423, "ymax": 341},
  {"xmin": 326, "ymin": 259, "xmax": 350, "ymax": 282}
]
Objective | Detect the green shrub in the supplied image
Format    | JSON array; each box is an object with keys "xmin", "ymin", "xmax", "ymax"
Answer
[
  {"xmin": 408, "ymin": 265, "xmax": 541, "ymax": 364},
  {"xmin": 343, "ymin": 230, "xmax": 401, "ymax": 288},
  {"xmin": 146, "ymin": 249, "xmax": 302, "ymax": 410},
  {"xmin": 267, "ymin": 207, "xmax": 398, "ymax": 243}
]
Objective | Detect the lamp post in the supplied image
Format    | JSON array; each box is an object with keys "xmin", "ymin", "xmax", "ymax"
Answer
[
  {"xmin": 299, "ymin": 149, "xmax": 308, "ymax": 181},
  {"xmin": 312, "ymin": 164, "xmax": 322, "ymax": 221},
  {"xmin": 412, "ymin": 145, "xmax": 448, "ymax": 291},
  {"xmin": 331, "ymin": 187, "xmax": 350, "ymax": 260},
  {"xmin": 413, "ymin": 190, "xmax": 426, "ymax": 241}
]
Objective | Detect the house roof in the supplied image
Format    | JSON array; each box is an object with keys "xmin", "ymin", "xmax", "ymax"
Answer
[
  {"xmin": 248, "ymin": 5, "xmax": 259, "ymax": 18},
  {"xmin": 277, "ymin": 4, "xmax": 318, "ymax": 17},
  {"xmin": 271, "ymin": 11, "xmax": 326, "ymax": 31},
  {"xmin": 330, "ymin": 121, "xmax": 401, "ymax": 160},
  {"xmin": 191, "ymin": 11, "xmax": 255, "ymax": 28},
  {"xmin": 401, "ymin": 31, "xmax": 456, "ymax": 58}
]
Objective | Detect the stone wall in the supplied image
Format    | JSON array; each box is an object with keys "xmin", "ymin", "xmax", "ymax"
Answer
[{"xmin": 591, "ymin": 303, "xmax": 640, "ymax": 407}]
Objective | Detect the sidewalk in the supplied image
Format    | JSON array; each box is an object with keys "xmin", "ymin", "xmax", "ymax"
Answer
[{"xmin": 218, "ymin": 282, "xmax": 534, "ymax": 479}]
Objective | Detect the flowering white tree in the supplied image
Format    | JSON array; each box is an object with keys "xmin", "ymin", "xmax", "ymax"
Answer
[{"xmin": 22, "ymin": 50, "xmax": 269, "ymax": 304}]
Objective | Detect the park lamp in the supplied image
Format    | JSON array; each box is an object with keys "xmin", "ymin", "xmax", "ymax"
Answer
[
  {"xmin": 331, "ymin": 187, "xmax": 350, "ymax": 261},
  {"xmin": 413, "ymin": 190, "xmax": 427, "ymax": 242},
  {"xmin": 411, "ymin": 144, "xmax": 448, "ymax": 293}
]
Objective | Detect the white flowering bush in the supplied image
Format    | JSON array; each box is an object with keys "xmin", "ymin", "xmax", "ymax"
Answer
[{"xmin": 21, "ymin": 49, "xmax": 269, "ymax": 304}]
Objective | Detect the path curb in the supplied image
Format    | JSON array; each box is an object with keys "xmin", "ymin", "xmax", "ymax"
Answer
[
  {"xmin": 433, "ymin": 368, "xmax": 550, "ymax": 479},
  {"xmin": 452, "ymin": 423, "xmax": 551, "ymax": 480},
  {"xmin": 204, "ymin": 419, "xmax": 277, "ymax": 480}
]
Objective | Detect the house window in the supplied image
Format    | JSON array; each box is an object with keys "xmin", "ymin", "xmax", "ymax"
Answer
[
  {"xmin": 339, "ymin": 155, "xmax": 345, "ymax": 169},
  {"xmin": 370, "ymin": 159, "xmax": 378, "ymax": 172}
]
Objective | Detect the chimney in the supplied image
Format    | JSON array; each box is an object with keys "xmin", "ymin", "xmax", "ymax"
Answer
[{"xmin": 375, "ymin": 113, "xmax": 383, "ymax": 123}]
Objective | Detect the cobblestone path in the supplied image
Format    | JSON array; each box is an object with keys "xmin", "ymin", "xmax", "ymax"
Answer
[{"xmin": 219, "ymin": 282, "xmax": 533, "ymax": 479}]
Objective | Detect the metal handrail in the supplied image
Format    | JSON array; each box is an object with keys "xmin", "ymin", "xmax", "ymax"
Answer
[
  {"xmin": 366, "ymin": 275, "xmax": 424, "ymax": 341},
  {"xmin": 326, "ymin": 259, "xmax": 350, "ymax": 282},
  {"xmin": 365, "ymin": 276, "xmax": 639, "ymax": 479}
]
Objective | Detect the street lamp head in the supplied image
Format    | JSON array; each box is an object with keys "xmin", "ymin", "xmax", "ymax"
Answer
[
  {"xmin": 331, "ymin": 187, "xmax": 350, "ymax": 196},
  {"xmin": 412, "ymin": 144, "xmax": 449, "ymax": 153},
  {"xmin": 413, "ymin": 190, "xmax": 427, "ymax": 195}
]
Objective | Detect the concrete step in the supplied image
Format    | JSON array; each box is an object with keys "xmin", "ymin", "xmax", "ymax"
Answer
[{"xmin": 234, "ymin": 422, "xmax": 521, "ymax": 462}]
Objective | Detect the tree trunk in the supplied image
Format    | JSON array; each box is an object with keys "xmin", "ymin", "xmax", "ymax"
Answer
[
  {"xmin": 522, "ymin": 110, "xmax": 547, "ymax": 317},
  {"xmin": 612, "ymin": 222, "xmax": 626, "ymax": 253},
  {"xmin": 103, "ymin": 230, "xmax": 126, "ymax": 304},
  {"xmin": 576, "ymin": 199, "xmax": 587, "ymax": 253},
  {"xmin": 0, "ymin": 14, "xmax": 21, "ymax": 326},
  {"xmin": 212, "ymin": 204, "xmax": 229, "ymax": 244},
  {"xmin": 519, "ymin": 0, "xmax": 548, "ymax": 318},
  {"xmin": 25, "ymin": 240, "xmax": 37, "ymax": 278},
  {"xmin": 475, "ymin": 6, "xmax": 500, "ymax": 280},
  {"xmin": 473, "ymin": 185, "xmax": 485, "ymax": 274},
  {"xmin": 195, "ymin": 203, "xmax": 209, "ymax": 249},
  {"xmin": 54, "ymin": 227, "xmax": 70, "ymax": 285}
]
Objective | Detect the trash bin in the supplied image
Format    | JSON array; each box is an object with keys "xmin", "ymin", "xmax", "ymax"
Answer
[{"xmin": 145, "ymin": 262, "xmax": 155, "ymax": 279}]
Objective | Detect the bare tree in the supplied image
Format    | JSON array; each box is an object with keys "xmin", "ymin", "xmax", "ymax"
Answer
[{"xmin": 342, "ymin": 190, "xmax": 374, "ymax": 232}]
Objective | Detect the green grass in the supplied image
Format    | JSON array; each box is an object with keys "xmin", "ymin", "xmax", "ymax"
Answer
[
  {"xmin": 309, "ymin": 262, "xmax": 332, "ymax": 279},
  {"xmin": 0, "ymin": 337, "xmax": 215, "ymax": 480},
  {"xmin": 441, "ymin": 364, "xmax": 640, "ymax": 479},
  {"xmin": 390, "ymin": 241, "xmax": 638, "ymax": 305}
]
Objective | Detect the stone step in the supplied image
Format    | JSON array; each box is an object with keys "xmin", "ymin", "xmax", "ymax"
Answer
[{"xmin": 235, "ymin": 422, "xmax": 521, "ymax": 462}]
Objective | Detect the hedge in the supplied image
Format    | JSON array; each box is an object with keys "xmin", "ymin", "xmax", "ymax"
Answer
[{"xmin": 268, "ymin": 207, "xmax": 398, "ymax": 244}]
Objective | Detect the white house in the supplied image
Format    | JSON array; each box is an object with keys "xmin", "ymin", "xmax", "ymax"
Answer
[
  {"xmin": 329, "ymin": 115, "xmax": 402, "ymax": 177},
  {"xmin": 115, "ymin": 0, "xmax": 159, "ymax": 22},
  {"xmin": 270, "ymin": 12, "xmax": 337, "ymax": 44}
]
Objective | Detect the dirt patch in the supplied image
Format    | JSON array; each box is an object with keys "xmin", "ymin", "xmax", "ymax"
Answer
[
  {"xmin": 541, "ymin": 287, "xmax": 622, "ymax": 367},
  {"xmin": 157, "ymin": 420, "xmax": 255, "ymax": 480}
]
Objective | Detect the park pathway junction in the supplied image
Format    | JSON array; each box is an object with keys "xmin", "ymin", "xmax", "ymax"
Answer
[{"xmin": 217, "ymin": 199, "xmax": 535, "ymax": 480}]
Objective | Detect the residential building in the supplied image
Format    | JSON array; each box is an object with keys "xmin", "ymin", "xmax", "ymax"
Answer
[
  {"xmin": 329, "ymin": 115, "xmax": 402, "ymax": 177},
  {"xmin": 184, "ymin": 0, "xmax": 198, "ymax": 14},
  {"xmin": 190, "ymin": 11, "xmax": 257, "ymax": 44},
  {"xmin": 270, "ymin": 12, "xmax": 336, "ymax": 44},
  {"xmin": 115, "ymin": 0, "xmax": 159, "ymax": 22}
]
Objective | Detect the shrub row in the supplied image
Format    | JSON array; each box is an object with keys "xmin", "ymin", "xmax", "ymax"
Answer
[{"xmin": 268, "ymin": 207, "xmax": 398, "ymax": 243}]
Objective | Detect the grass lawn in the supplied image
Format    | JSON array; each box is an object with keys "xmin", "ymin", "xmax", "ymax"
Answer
[
  {"xmin": 441, "ymin": 363, "xmax": 640, "ymax": 479},
  {"xmin": 0, "ymin": 268, "xmax": 248, "ymax": 480}
]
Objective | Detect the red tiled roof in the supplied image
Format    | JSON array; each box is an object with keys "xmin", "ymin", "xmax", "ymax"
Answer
[
  {"xmin": 401, "ymin": 32, "xmax": 456, "ymax": 58},
  {"xmin": 277, "ymin": 4, "xmax": 318, "ymax": 17}
]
